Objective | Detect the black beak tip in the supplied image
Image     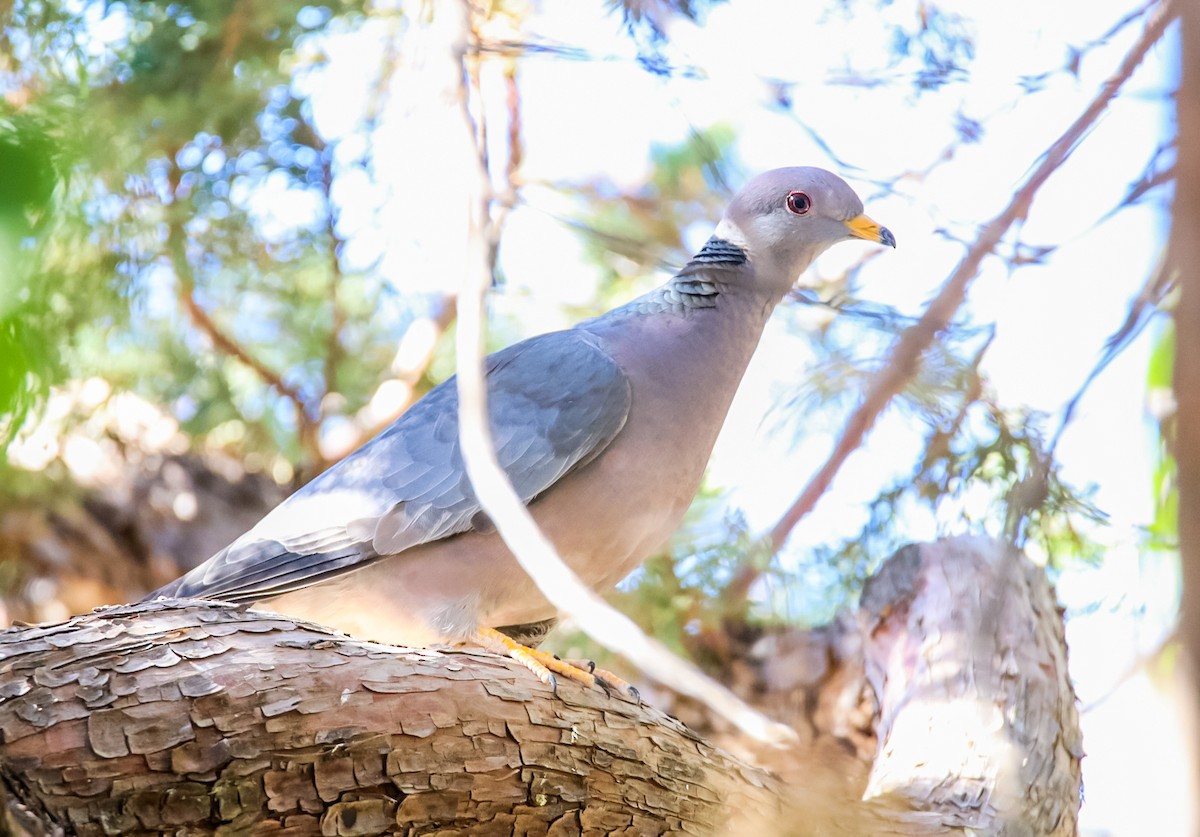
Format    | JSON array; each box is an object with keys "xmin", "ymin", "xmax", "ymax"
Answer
[{"xmin": 880, "ymin": 226, "xmax": 896, "ymax": 248}]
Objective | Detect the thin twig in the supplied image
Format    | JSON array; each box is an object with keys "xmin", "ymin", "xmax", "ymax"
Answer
[
  {"xmin": 215, "ymin": 0, "xmax": 250, "ymax": 67},
  {"xmin": 1079, "ymin": 627, "xmax": 1178, "ymax": 714},
  {"xmin": 321, "ymin": 148, "xmax": 344, "ymax": 406},
  {"xmin": 766, "ymin": 0, "xmax": 1179, "ymax": 556},
  {"xmin": 451, "ymin": 0, "xmax": 796, "ymax": 747},
  {"xmin": 176, "ymin": 284, "xmax": 324, "ymax": 470},
  {"xmin": 1050, "ymin": 254, "xmax": 1177, "ymax": 456}
]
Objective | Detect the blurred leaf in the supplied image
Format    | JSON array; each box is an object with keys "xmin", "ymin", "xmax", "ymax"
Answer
[
  {"xmin": 1148, "ymin": 325, "xmax": 1177, "ymax": 550},
  {"xmin": 0, "ymin": 113, "xmax": 66, "ymax": 449}
]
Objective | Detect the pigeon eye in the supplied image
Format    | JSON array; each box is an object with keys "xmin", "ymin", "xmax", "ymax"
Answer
[{"xmin": 785, "ymin": 191, "xmax": 812, "ymax": 215}]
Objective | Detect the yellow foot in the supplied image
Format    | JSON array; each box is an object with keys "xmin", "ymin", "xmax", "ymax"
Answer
[
  {"xmin": 561, "ymin": 657, "xmax": 641, "ymax": 703},
  {"xmin": 471, "ymin": 628, "xmax": 638, "ymax": 701}
]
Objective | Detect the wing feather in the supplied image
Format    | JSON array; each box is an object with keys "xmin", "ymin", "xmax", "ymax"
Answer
[{"xmin": 149, "ymin": 329, "xmax": 631, "ymax": 603}]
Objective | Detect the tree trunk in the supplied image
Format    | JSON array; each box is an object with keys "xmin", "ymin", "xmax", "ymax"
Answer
[
  {"xmin": 0, "ymin": 537, "xmax": 1080, "ymax": 836},
  {"xmin": 1171, "ymin": 0, "xmax": 1200, "ymax": 826}
]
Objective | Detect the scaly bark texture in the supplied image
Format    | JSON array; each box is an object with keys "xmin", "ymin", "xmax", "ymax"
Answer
[
  {"xmin": 858, "ymin": 539, "xmax": 1082, "ymax": 836},
  {"xmin": 660, "ymin": 539, "xmax": 1082, "ymax": 837},
  {"xmin": 0, "ymin": 600, "xmax": 781, "ymax": 836},
  {"xmin": 0, "ymin": 537, "xmax": 1080, "ymax": 836}
]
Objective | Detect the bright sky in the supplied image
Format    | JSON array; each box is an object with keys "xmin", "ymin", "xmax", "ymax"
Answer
[{"xmin": 296, "ymin": 1, "xmax": 1185, "ymax": 832}]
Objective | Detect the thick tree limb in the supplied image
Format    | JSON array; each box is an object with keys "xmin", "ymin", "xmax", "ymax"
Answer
[
  {"xmin": 0, "ymin": 600, "xmax": 782, "ymax": 836},
  {"xmin": 663, "ymin": 538, "xmax": 1082, "ymax": 837},
  {"xmin": 856, "ymin": 539, "xmax": 1081, "ymax": 835},
  {"xmin": 0, "ymin": 538, "xmax": 1081, "ymax": 836}
]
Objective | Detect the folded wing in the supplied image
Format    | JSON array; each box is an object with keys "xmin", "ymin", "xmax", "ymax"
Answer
[{"xmin": 150, "ymin": 329, "xmax": 632, "ymax": 603}]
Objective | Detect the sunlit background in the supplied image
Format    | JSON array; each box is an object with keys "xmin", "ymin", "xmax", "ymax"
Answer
[{"xmin": 1, "ymin": 0, "xmax": 1187, "ymax": 833}]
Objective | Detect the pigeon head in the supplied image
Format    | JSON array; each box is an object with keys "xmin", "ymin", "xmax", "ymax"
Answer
[{"xmin": 714, "ymin": 167, "xmax": 895, "ymax": 294}]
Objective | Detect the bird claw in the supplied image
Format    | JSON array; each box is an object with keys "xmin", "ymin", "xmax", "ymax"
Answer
[
  {"xmin": 564, "ymin": 659, "xmax": 639, "ymax": 703},
  {"xmin": 473, "ymin": 628, "xmax": 639, "ymax": 702},
  {"xmin": 592, "ymin": 674, "xmax": 612, "ymax": 697}
]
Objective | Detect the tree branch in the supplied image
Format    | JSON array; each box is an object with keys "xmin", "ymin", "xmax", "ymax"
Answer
[
  {"xmin": 765, "ymin": 0, "xmax": 1179, "ymax": 557},
  {"xmin": 0, "ymin": 538, "xmax": 1081, "ymax": 835},
  {"xmin": 164, "ymin": 160, "xmax": 325, "ymax": 470},
  {"xmin": 1170, "ymin": 0, "xmax": 1200, "ymax": 818},
  {"xmin": 856, "ymin": 539, "xmax": 1081, "ymax": 835},
  {"xmin": 0, "ymin": 601, "xmax": 784, "ymax": 836},
  {"xmin": 325, "ymin": 299, "xmax": 458, "ymax": 465},
  {"xmin": 321, "ymin": 148, "xmax": 344, "ymax": 410},
  {"xmin": 450, "ymin": 0, "xmax": 795, "ymax": 746},
  {"xmin": 171, "ymin": 269, "xmax": 324, "ymax": 473}
]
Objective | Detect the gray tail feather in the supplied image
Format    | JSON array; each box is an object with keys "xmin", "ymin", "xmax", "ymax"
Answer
[{"xmin": 141, "ymin": 540, "xmax": 378, "ymax": 605}]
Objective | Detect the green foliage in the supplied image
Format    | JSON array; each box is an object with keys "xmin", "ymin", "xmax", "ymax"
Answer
[
  {"xmin": 1147, "ymin": 325, "xmax": 1177, "ymax": 551},
  {"xmin": 0, "ymin": 114, "xmax": 58, "ymax": 444},
  {"xmin": 0, "ymin": 0, "xmax": 410, "ymax": 469}
]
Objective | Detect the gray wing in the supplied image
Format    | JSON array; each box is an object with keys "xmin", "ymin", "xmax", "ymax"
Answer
[{"xmin": 151, "ymin": 329, "xmax": 631, "ymax": 603}]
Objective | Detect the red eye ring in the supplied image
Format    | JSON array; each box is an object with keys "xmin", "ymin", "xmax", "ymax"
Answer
[{"xmin": 786, "ymin": 191, "xmax": 812, "ymax": 215}]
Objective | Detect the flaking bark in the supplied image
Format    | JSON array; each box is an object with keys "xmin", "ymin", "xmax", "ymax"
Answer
[
  {"xmin": 0, "ymin": 537, "xmax": 1081, "ymax": 836},
  {"xmin": 0, "ymin": 600, "xmax": 782, "ymax": 836}
]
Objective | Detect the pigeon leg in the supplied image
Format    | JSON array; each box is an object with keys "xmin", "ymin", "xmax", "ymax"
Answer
[
  {"xmin": 561, "ymin": 658, "xmax": 641, "ymax": 703},
  {"xmin": 472, "ymin": 627, "xmax": 597, "ymax": 693}
]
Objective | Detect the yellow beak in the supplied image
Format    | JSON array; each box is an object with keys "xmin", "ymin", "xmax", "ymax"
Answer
[{"xmin": 844, "ymin": 214, "xmax": 896, "ymax": 248}]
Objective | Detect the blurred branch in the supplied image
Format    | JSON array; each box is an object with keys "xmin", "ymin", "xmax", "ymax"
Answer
[
  {"xmin": 1079, "ymin": 626, "xmax": 1178, "ymax": 714},
  {"xmin": 175, "ymin": 283, "xmax": 323, "ymax": 470},
  {"xmin": 472, "ymin": 38, "xmax": 705, "ymax": 79},
  {"xmin": 452, "ymin": 0, "xmax": 794, "ymax": 747},
  {"xmin": 764, "ymin": 0, "xmax": 1178, "ymax": 558},
  {"xmin": 216, "ymin": 0, "xmax": 250, "ymax": 66},
  {"xmin": 327, "ymin": 2, "xmax": 531, "ymax": 460},
  {"xmin": 329, "ymin": 295, "xmax": 459, "ymax": 461},
  {"xmin": 1050, "ymin": 252, "xmax": 1177, "ymax": 455},
  {"xmin": 1170, "ymin": 0, "xmax": 1200, "ymax": 814},
  {"xmin": 467, "ymin": 8, "xmax": 523, "ymax": 276},
  {"xmin": 786, "ymin": 284, "xmax": 984, "ymax": 336},
  {"xmin": 1117, "ymin": 158, "xmax": 1176, "ymax": 214},
  {"xmin": 313, "ymin": 9, "xmax": 442, "ymax": 462},
  {"xmin": 926, "ymin": 330, "xmax": 993, "ymax": 471},
  {"xmin": 320, "ymin": 149, "xmax": 344, "ymax": 406},
  {"xmin": 1020, "ymin": 0, "xmax": 1161, "ymax": 90},
  {"xmin": 1038, "ymin": 142, "xmax": 1180, "ymax": 456},
  {"xmin": 164, "ymin": 159, "xmax": 325, "ymax": 471},
  {"xmin": 1096, "ymin": 140, "xmax": 1176, "ymax": 227},
  {"xmin": 491, "ymin": 61, "xmax": 522, "ymax": 266}
]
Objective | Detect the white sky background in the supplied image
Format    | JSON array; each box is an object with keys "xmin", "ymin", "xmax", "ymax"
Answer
[{"xmin": 299, "ymin": 1, "xmax": 1184, "ymax": 833}]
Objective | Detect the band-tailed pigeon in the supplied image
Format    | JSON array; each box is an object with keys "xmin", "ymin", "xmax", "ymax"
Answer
[{"xmin": 149, "ymin": 167, "xmax": 894, "ymax": 693}]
